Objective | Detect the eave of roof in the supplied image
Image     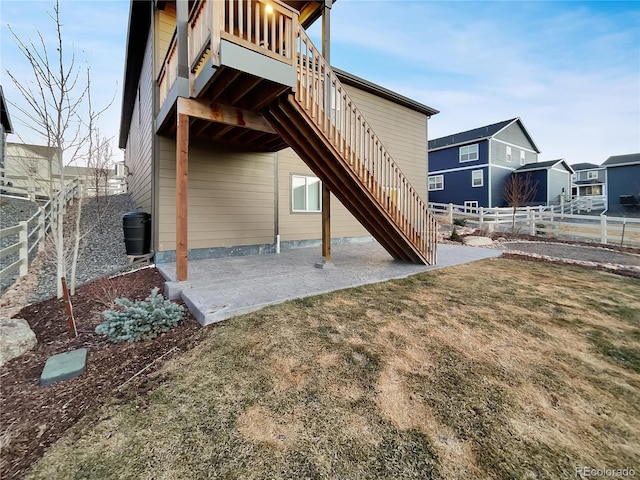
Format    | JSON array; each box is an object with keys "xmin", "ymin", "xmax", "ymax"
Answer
[
  {"xmin": 602, "ymin": 153, "xmax": 640, "ymax": 168},
  {"xmin": 428, "ymin": 117, "xmax": 541, "ymax": 153},
  {"xmin": 1, "ymin": 85, "xmax": 14, "ymax": 134},
  {"xmin": 119, "ymin": 0, "xmax": 151, "ymax": 149},
  {"xmin": 333, "ymin": 68, "xmax": 439, "ymax": 117},
  {"xmin": 514, "ymin": 159, "xmax": 573, "ymax": 173},
  {"xmin": 571, "ymin": 162, "xmax": 601, "ymax": 171}
]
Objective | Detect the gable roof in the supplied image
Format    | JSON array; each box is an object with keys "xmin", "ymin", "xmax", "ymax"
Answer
[
  {"xmin": 1, "ymin": 86, "xmax": 14, "ymax": 134},
  {"xmin": 571, "ymin": 162, "xmax": 601, "ymax": 171},
  {"xmin": 601, "ymin": 153, "xmax": 640, "ymax": 168},
  {"xmin": 514, "ymin": 159, "xmax": 573, "ymax": 174},
  {"xmin": 428, "ymin": 117, "xmax": 541, "ymax": 153}
]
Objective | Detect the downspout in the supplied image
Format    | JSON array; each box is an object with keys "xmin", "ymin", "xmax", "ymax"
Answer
[
  {"xmin": 487, "ymin": 140, "xmax": 492, "ymax": 207},
  {"xmin": 274, "ymin": 151, "xmax": 280, "ymax": 253}
]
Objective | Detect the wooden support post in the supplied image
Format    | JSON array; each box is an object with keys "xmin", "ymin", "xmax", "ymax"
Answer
[
  {"xmin": 18, "ymin": 221, "xmax": 28, "ymax": 277},
  {"xmin": 322, "ymin": 184, "xmax": 331, "ymax": 262},
  {"xmin": 176, "ymin": 112, "xmax": 189, "ymax": 281}
]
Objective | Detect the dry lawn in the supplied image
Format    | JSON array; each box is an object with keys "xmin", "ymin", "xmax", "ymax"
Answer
[{"xmin": 26, "ymin": 258, "xmax": 639, "ymax": 479}]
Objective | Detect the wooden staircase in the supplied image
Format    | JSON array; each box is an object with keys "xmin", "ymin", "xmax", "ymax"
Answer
[{"xmin": 264, "ymin": 27, "xmax": 437, "ymax": 264}]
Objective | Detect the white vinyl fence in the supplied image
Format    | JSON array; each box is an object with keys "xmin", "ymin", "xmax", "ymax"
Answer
[
  {"xmin": 0, "ymin": 178, "xmax": 81, "ymax": 284},
  {"xmin": 429, "ymin": 202, "xmax": 640, "ymax": 248}
]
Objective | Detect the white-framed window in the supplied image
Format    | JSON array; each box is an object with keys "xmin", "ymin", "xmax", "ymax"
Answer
[
  {"xmin": 587, "ymin": 171, "xmax": 598, "ymax": 180},
  {"xmin": 292, "ymin": 175, "xmax": 321, "ymax": 212},
  {"xmin": 472, "ymin": 169, "xmax": 483, "ymax": 187},
  {"xmin": 464, "ymin": 201, "xmax": 478, "ymax": 213},
  {"xmin": 459, "ymin": 144, "xmax": 478, "ymax": 163},
  {"xmin": 506, "ymin": 146, "xmax": 512, "ymax": 162},
  {"xmin": 428, "ymin": 174, "xmax": 444, "ymax": 191},
  {"xmin": 520, "ymin": 151, "xmax": 526, "ymax": 165}
]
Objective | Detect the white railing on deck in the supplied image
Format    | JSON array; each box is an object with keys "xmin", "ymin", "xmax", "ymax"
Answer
[{"xmin": 294, "ymin": 27, "xmax": 437, "ymax": 264}]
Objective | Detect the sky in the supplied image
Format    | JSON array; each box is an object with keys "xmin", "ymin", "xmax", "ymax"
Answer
[{"xmin": 1, "ymin": 0, "xmax": 639, "ymax": 166}]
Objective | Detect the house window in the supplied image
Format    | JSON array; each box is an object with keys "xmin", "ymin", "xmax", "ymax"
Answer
[
  {"xmin": 464, "ymin": 201, "xmax": 478, "ymax": 213},
  {"xmin": 587, "ymin": 171, "xmax": 598, "ymax": 180},
  {"xmin": 520, "ymin": 151, "xmax": 526, "ymax": 165},
  {"xmin": 506, "ymin": 146, "xmax": 512, "ymax": 162},
  {"xmin": 292, "ymin": 175, "xmax": 321, "ymax": 212},
  {"xmin": 472, "ymin": 169, "xmax": 483, "ymax": 187},
  {"xmin": 459, "ymin": 144, "xmax": 478, "ymax": 163},
  {"xmin": 428, "ymin": 175, "xmax": 444, "ymax": 191}
]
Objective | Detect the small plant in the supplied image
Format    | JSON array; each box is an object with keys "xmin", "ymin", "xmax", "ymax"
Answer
[
  {"xmin": 95, "ymin": 287, "xmax": 184, "ymax": 342},
  {"xmin": 449, "ymin": 227, "xmax": 461, "ymax": 241},
  {"xmin": 453, "ymin": 218, "xmax": 467, "ymax": 227}
]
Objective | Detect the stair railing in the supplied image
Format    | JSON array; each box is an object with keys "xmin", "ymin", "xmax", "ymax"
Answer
[{"xmin": 294, "ymin": 27, "xmax": 437, "ymax": 263}]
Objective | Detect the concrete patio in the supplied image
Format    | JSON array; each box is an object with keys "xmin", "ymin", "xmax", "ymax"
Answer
[{"xmin": 157, "ymin": 242, "xmax": 502, "ymax": 325}]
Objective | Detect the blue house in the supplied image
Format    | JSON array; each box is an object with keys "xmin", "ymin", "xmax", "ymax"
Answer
[
  {"xmin": 428, "ymin": 118, "xmax": 541, "ymax": 208},
  {"xmin": 512, "ymin": 159, "xmax": 573, "ymax": 206},
  {"xmin": 602, "ymin": 153, "xmax": 640, "ymax": 215}
]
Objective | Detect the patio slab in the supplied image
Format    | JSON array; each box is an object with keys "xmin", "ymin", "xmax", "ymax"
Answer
[{"xmin": 157, "ymin": 242, "xmax": 501, "ymax": 325}]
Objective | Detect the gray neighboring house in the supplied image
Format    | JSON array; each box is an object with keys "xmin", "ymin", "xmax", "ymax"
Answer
[
  {"xmin": 512, "ymin": 159, "xmax": 573, "ymax": 206},
  {"xmin": 602, "ymin": 153, "xmax": 640, "ymax": 215},
  {"xmin": 1, "ymin": 86, "xmax": 14, "ymax": 187},
  {"xmin": 571, "ymin": 162, "xmax": 606, "ymax": 199}
]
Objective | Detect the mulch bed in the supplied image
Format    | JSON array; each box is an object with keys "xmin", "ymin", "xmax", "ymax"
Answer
[{"xmin": 0, "ymin": 268, "xmax": 203, "ymax": 480}]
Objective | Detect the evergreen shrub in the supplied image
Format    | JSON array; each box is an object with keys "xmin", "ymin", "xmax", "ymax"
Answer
[{"xmin": 95, "ymin": 287, "xmax": 184, "ymax": 342}]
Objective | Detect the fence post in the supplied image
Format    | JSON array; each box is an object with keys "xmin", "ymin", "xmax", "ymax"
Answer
[
  {"xmin": 479, "ymin": 207, "xmax": 484, "ymax": 231},
  {"xmin": 19, "ymin": 221, "xmax": 29, "ymax": 277},
  {"xmin": 529, "ymin": 208, "xmax": 535, "ymax": 236},
  {"xmin": 37, "ymin": 208, "xmax": 45, "ymax": 252},
  {"xmin": 600, "ymin": 215, "xmax": 607, "ymax": 244},
  {"xmin": 549, "ymin": 205, "xmax": 554, "ymax": 222},
  {"xmin": 447, "ymin": 203, "xmax": 453, "ymax": 224}
]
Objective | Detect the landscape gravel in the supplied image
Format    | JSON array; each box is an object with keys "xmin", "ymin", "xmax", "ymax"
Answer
[{"xmin": 0, "ymin": 194, "xmax": 138, "ymax": 302}]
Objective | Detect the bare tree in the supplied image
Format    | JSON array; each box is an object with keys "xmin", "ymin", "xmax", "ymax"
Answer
[
  {"xmin": 6, "ymin": 1, "xmax": 113, "ymax": 297},
  {"xmin": 503, "ymin": 173, "xmax": 538, "ymax": 233}
]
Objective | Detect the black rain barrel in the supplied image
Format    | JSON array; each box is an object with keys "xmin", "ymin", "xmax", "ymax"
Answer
[{"xmin": 122, "ymin": 212, "xmax": 151, "ymax": 255}]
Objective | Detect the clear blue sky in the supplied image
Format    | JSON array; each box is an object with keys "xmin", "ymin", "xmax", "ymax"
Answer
[{"xmin": 2, "ymin": 0, "xmax": 639, "ymax": 166}]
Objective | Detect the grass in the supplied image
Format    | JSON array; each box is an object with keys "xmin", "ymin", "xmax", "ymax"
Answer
[{"xmin": 27, "ymin": 259, "xmax": 640, "ymax": 479}]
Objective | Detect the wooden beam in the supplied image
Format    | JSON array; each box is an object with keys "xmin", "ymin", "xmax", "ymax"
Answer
[
  {"xmin": 177, "ymin": 97, "xmax": 275, "ymax": 134},
  {"xmin": 176, "ymin": 112, "xmax": 189, "ymax": 281},
  {"xmin": 321, "ymin": 1, "xmax": 332, "ymax": 263}
]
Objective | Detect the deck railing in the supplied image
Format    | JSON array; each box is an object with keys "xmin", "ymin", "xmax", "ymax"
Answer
[
  {"xmin": 158, "ymin": 28, "xmax": 178, "ymax": 107},
  {"xmin": 189, "ymin": 0, "xmax": 297, "ymax": 75},
  {"xmin": 294, "ymin": 28, "xmax": 438, "ymax": 263}
]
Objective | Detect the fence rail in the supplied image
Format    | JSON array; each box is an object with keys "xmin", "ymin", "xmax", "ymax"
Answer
[
  {"xmin": 429, "ymin": 202, "xmax": 640, "ymax": 248},
  {"xmin": 0, "ymin": 178, "xmax": 80, "ymax": 287}
]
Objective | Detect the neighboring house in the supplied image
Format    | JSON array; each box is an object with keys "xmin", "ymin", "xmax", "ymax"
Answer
[
  {"xmin": 602, "ymin": 153, "xmax": 640, "ymax": 214},
  {"xmin": 119, "ymin": 0, "xmax": 440, "ymax": 280},
  {"xmin": 571, "ymin": 162, "xmax": 606, "ymax": 199},
  {"xmin": 4, "ymin": 142, "xmax": 60, "ymax": 197},
  {"xmin": 512, "ymin": 159, "xmax": 573, "ymax": 206},
  {"xmin": 427, "ymin": 118, "xmax": 541, "ymax": 209},
  {"xmin": 1, "ymin": 85, "xmax": 14, "ymax": 187}
]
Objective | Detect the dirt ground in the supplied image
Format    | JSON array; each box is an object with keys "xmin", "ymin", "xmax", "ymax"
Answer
[{"xmin": 1, "ymin": 238, "xmax": 638, "ymax": 479}]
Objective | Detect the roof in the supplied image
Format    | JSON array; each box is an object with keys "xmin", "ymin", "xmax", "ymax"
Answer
[
  {"xmin": 7, "ymin": 142, "xmax": 60, "ymax": 159},
  {"xmin": 428, "ymin": 117, "xmax": 541, "ymax": 153},
  {"xmin": 1, "ymin": 85, "xmax": 14, "ymax": 134},
  {"xmin": 601, "ymin": 153, "xmax": 640, "ymax": 168},
  {"xmin": 333, "ymin": 68, "xmax": 439, "ymax": 117},
  {"xmin": 571, "ymin": 162, "xmax": 601, "ymax": 171},
  {"xmin": 514, "ymin": 159, "xmax": 574, "ymax": 174}
]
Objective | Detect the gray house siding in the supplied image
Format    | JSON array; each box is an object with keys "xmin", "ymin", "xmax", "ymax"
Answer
[
  {"xmin": 494, "ymin": 123, "xmax": 531, "ymax": 146},
  {"xmin": 548, "ymin": 167, "xmax": 570, "ymax": 205},
  {"xmin": 490, "ymin": 166, "xmax": 512, "ymax": 207}
]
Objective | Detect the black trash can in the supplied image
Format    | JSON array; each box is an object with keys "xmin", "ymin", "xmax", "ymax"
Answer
[{"xmin": 123, "ymin": 212, "xmax": 151, "ymax": 255}]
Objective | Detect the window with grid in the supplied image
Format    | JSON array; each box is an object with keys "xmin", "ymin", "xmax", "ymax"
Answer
[
  {"xmin": 472, "ymin": 169, "xmax": 483, "ymax": 187},
  {"xmin": 428, "ymin": 175, "xmax": 444, "ymax": 191},
  {"xmin": 459, "ymin": 144, "xmax": 479, "ymax": 162}
]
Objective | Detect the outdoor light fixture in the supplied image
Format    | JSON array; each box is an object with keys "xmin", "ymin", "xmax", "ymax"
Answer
[{"xmin": 265, "ymin": 4, "xmax": 274, "ymax": 14}]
